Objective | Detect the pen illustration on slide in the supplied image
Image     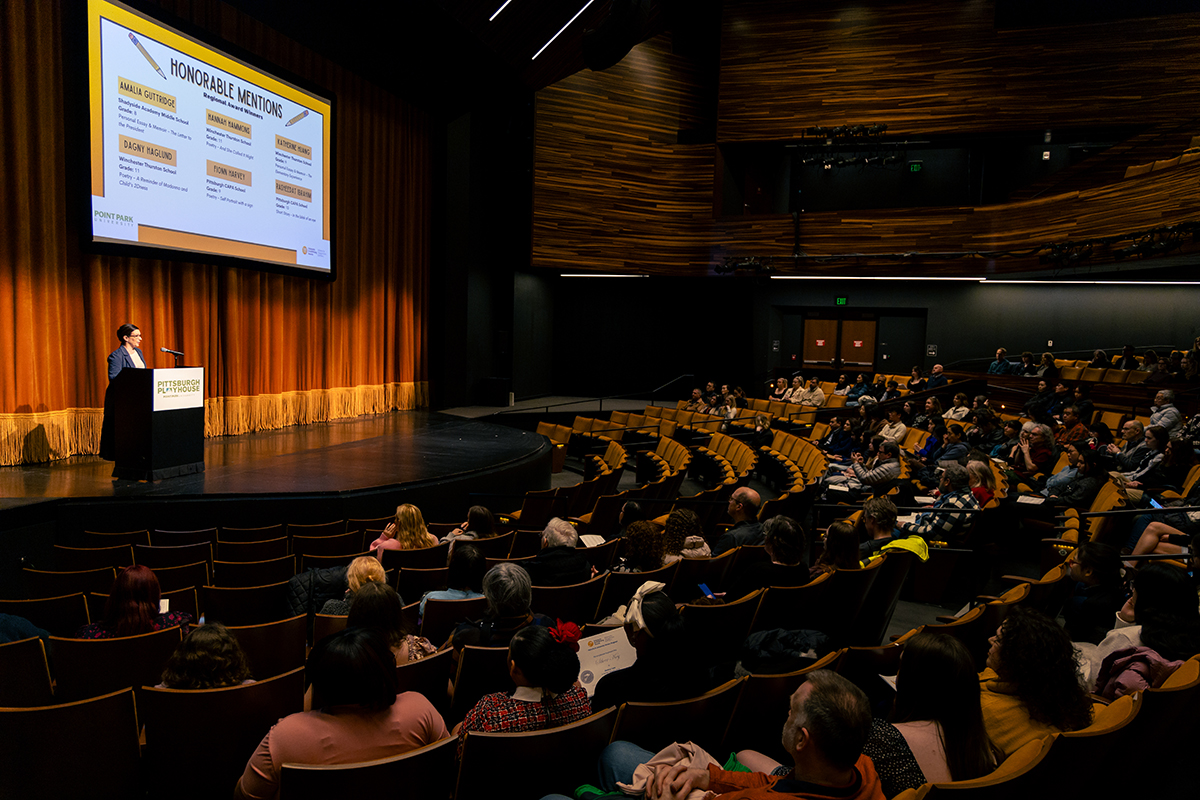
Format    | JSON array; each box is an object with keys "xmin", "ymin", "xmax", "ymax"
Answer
[{"xmin": 88, "ymin": 0, "xmax": 331, "ymax": 272}]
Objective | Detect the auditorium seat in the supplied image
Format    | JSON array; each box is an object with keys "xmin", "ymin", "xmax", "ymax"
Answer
[
  {"xmin": 79, "ymin": 529, "xmax": 150, "ymax": 548},
  {"xmin": 610, "ymin": 677, "xmax": 746, "ymax": 754},
  {"xmin": 0, "ymin": 688, "xmax": 141, "ymax": 800},
  {"xmin": 280, "ymin": 735, "xmax": 457, "ymax": 799},
  {"xmin": 312, "ymin": 613, "xmax": 348, "ymax": 645},
  {"xmin": 226, "ymin": 614, "xmax": 307, "ymax": 679},
  {"xmin": 380, "ymin": 541, "xmax": 451, "ymax": 571},
  {"xmin": 345, "ymin": 515, "xmax": 394, "ymax": 535},
  {"xmin": 300, "ymin": 549, "xmax": 371, "ymax": 573},
  {"xmin": 50, "ymin": 625, "xmax": 183, "ymax": 702},
  {"xmin": 0, "ymin": 636, "xmax": 54, "ymax": 706},
  {"xmin": 292, "ymin": 531, "xmax": 364, "ymax": 561},
  {"xmin": 216, "ymin": 536, "xmax": 289, "ymax": 562},
  {"xmin": 134, "ymin": 541, "xmax": 214, "ymax": 576},
  {"xmin": 670, "ymin": 549, "xmax": 737, "ymax": 601},
  {"xmin": 455, "ymin": 708, "xmax": 617, "ymax": 799},
  {"xmin": 288, "ymin": 520, "xmax": 348, "ymax": 537},
  {"xmin": 422, "ymin": 597, "xmax": 488, "ymax": 646},
  {"xmin": 0, "ymin": 593, "xmax": 90, "ymax": 637},
  {"xmin": 450, "ymin": 645, "xmax": 512, "ymax": 723},
  {"xmin": 597, "ymin": 562, "xmax": 679, "ymax": 619},
  {"xmin": 461, "ymin": 530, "xmax": 515, "ymax": 558},
  {"xmin": 219, "ymin": 523, "xmax": 285, "ymax": 542},
  {"xmin": 395, "ymin": 647, "xmax": 455, "ymax": 714},
  {"xmin": 395, "ymin": 566, "xmax": 450, "ymax": 602},
  {"xmin": 140, "ymin": 667, "xmax": 305, "ymax": 800},
  {"xmin": 150, "ymin": 527, "xmax": 218, "ymax": 547},
  {"xmin": 149, "ymin": 560, "xmax": 210, "ymax": 592},
  {"xmin": 680, "ymin": 588, "xmax": 764, "ymax": 656},
  {"xmin": 892, "ymin": 735, "xmax": 1053, "ymax": 799},
  {"xmin": 581, "ymin": 537, "xmax": 621, "ymax": 573},
  {"xmin": 213, "ymin": 555, "xmax": 296, "ymax": 587},
  {"xmin": 20, "ymin": 566, "xmax": 115, "ymax": 599},
  {"xmin": 529, "ymin": 573, "xmax": 607, "ymax": 626},
  {"xmin": 202, "ymin": 581, "xmax": 292, "ymax": 626},
  {"xmin": 52, "ymin": 544, "xmax": 133, "ymax": 572}
]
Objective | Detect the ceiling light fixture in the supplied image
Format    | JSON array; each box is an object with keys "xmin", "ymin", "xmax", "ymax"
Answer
[
  {"xmin": 489, "ymin": 0, "xmax": 517, "ymax": 22},
  {"xmin": 532, "ymin": 0, "xmax": 597, "ymax": 60},
  {"xmin": 560, "ymin": 273, "xmax": 649, "ymax": 278}
]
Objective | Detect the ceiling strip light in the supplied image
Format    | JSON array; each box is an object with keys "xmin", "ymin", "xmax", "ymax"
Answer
[
  {"xmin": 532, "ymin": 0, "xmax": 597, "ymax": 60},
  {"xmin": 769, "ymin": 275, "xmax": 983, "ymax": 282},
  {"xmin": 489, "ymin": 0, "xmax": 516, "ymax": 22},
  {"xmin": 560, "ymin": 273, "xmax": 649, "ymax": 278}
]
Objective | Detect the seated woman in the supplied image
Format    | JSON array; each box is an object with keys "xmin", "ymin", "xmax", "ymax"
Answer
[
  {"xmin": 781, "ymin": 376, "xmax": 804, "ymax": 404},
  {"xmin": 159, "ymin": 623, "xmax": 253, "ymax": 689},
  {"xmin": 727, "ymin": 515, "xmax": 809, "ymax": 599},
  {"xmin": 1079, "ymin": 563, "xmax": 1200, "ymax": 694},
  {"xmin": 234, "ymin": 627, "xmax": 449, "ymax": 800},
  {"xmin": 906, "ymin": 366, "xmax": 927, "ymax": 393},
  {"xmin": 613, "ymin": 521, "xmax": 666, "ymax": 573},
  {"xmin": 1129, "ymin": 438, "xmax": 1196, "ymax": 495},
  {"xmin": 820, "ymin": 418, "xmax": 857, "ymax": 461},
  {"xmin": 74, "ymin": 565, "xmax": 192, "ymax": 639},
  {"xmin": 1060, "ymin": 542, "xmax": 1125, "ymax": 645},
  {"xmin": 440, "ymin": 505, "xmax": 495, "ymax": 545},
  {"xmin": 1045, "ymin": 448, "xmax": 1104, "ymax": 510},
  {"xmin": 769, "ymin": 377, "xmax": 789, "ymax": 402},
  {"xmin": 809, "ymin": 520, "xmax": 863, "ymax": 579},
  {"xmin": 833, "ymin": 373, "xmax": 852, "ymax": 396},
  {"xmin": 966, "ymin": 460, "xmax": 996, "ymax": 507},
  {"xmin": 450, "ymin": 562, "xmax": 551, "ymax": 652},
  {"xmin": 419, "ymin": 543, "xmax": 486, "ymax": 615},
  {"xmin": 455, "ymin": 623, "xmax": 590, "ymax": 742},
  {"xmin": 348, "ymin": 582, "xmax": 436, "ymax": 664},
  {"xmin": 1087, "ymin": 349, "xmax": 1111, "ymax": 369},
  {"xmin": 590, "ymin": 587, "xmax": 709, "ymax": 710},
  {"xmin": 980, "ymin": 607, "xmax": 1093, "ymax": 758},
  {"xmin": 320, "ymin": 555, "xmax": 386, "ymax": 615},
  {"xmin": 942, "ymin": 392, "xmax": 971, "ymax": 421},
  {"xmin": 370, "ymin": 503, "xmax": 438, "ymax": 559},
  {"xmin": 660, "ymin": 508, "xmax": 710, "ymax": 563},
  {"xmin": 1021, "ymin": 379, "xmax": 1053, "ymax": 420}
]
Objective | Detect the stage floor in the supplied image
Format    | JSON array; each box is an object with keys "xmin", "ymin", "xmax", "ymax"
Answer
[{"xmin": 0, "ymin": 411, "xmax": 548, "ymax": 511}]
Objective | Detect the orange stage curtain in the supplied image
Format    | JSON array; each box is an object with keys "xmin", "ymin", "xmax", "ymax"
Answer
[{"xmin": 0, "ymin": 0, "xmax": 430, "ymax": 465}]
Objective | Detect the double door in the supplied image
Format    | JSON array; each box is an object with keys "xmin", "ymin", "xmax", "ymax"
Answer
[{"xmin": 800, "ymin": 315, "xmax": 876, "ymax": 371}]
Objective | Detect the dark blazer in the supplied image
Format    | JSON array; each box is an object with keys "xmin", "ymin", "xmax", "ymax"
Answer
[{"xmin": 107, "ymin": 346, "xmax": 147, "ymax": 380}]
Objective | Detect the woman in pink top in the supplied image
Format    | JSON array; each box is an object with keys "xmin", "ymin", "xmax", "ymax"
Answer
[
  {"xmin": 234, "ymin": 627, "xmax": 449, "ymax": 800},
  {"xmin": 370, "ymin": 503, "xmax": 438, "ymax": 558}
]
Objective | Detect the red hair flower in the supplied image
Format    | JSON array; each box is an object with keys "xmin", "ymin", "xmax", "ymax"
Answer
[{"xmin": 550, "ymin": 619, "xmax": 582, "ymax": 651}]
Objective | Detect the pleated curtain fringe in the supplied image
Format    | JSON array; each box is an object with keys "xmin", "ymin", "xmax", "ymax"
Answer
[{"xmin": 0, "ymin": 381, "xmax": 428, "ymax": 466}]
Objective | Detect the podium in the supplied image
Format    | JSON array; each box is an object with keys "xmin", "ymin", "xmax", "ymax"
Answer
[{"xmin": 107, "ymin": 367, "xmax": 205, "ymax": 481}]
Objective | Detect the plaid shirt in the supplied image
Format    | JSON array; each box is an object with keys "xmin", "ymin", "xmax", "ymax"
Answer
[
  {"xmin": 900, "ymin": 488, "xmax": 979, "ymax": 541},
  {"xmin": 459, "ymin": 685, "xmax": 591, "ymax": 745}
]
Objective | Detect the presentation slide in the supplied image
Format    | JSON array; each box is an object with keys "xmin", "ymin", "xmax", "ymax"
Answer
[{"xmin": 86, "ymin": 0, "xmax": 334, "ymax": 274}]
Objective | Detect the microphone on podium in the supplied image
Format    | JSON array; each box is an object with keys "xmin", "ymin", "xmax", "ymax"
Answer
[{"xmin": 160, "ymin": 347, "xmax": 184, "ymax": 357}]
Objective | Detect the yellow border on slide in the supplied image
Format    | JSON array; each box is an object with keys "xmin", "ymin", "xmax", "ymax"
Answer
[{"xmin": 87, "ymin": 0, "xmax": 332, "ymax": 241}]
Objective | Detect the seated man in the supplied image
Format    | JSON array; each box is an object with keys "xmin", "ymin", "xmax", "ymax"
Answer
[
  {"xmin": 925, "ymin": 363, "xmax": 948, "ymax": 390},
  {"xmin": 1107, "ymin": 419, "xmax": 1148, "ymax": 471},
  {"xmin": 684, "ymin": 387, "xmax": 705, "ymax": 413},
  {"xmin": 987, "ymin": 347, "xmax": 1012, "ymax": 375},
  {"xmin": 894, "ymin": 464, "xmax": 979, "ymax": 545},
  {"xmin": 879, "ymin": 380, "xmax": 902, "ymax": 403},
  {"xmin": 1150, "ymin": 389, "xmax": 1182, "ymax": 436},
  {"xmin": 713, "ymin": 487, "xmax": 764, "ymax": 555},
  {"xmin": 877, "ymin": 406, "xmax": 907, "ymax": 445},
  {"xmin": 1054, "ymin": 405, "xmax": 1090, "ymax": 447},
  {"xmin": 856, "ymin": 496, "xmax": 899, "ymax": 556},
  {"xmin": 966, "ymin": 410, "xmax": 1004, "ymax": 452},
  {"xmin": 726, "ymin": 515, "xmax": 809, "ymax": 599},
  {"xmin": 795, "ymin": 376, "xmax": 826, "ymax": 407},
  {"xmin": 589, "ymin": 670, "xmax": 883, "ymax": 800},
  {"xmin": 522, "ymin": 518, "xmax": 593, "ymax": 586},
  {"xmin": 1114, "ymin": 344, "xmax": 1140, "ymax": 371},
  {"xmin": 827, "ymin": 440, "xmax": 902, "ymax": 495}
]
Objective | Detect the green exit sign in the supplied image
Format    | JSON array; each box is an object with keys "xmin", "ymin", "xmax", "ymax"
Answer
[
  {"xmin": 909, "ymin": 161, "xmax": 923, "ymax": 173},
  {"xmin": 835, "ymin": 297, "xmax": 847, "ymax": 306}
]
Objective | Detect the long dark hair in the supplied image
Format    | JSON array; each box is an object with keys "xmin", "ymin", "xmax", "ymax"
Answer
[
  {"xmin": 994, "ymin": 607, "xmax": 1092, "ymax": 732},
  {"xmin": 816, "ymin": 521, "xmax": 860, "ymax": 571},
  {"xmin": 307, "ymin": 627, "xmax": 398, "ymax": 710},
  {"xmin": 509, "ymin": 624, "xmax": 580, "ymax": 696},
  {"xmin": 466, "ymin": 505, "xmax": 495, "ymax": 538},
  {"xmin": 1135, "ymin": 564, "xmax": 1200, "ymax": 663},
  {"xmin": 347, "ymin": 582, "xmax": 415, "ymax": 649},
  {"xmin": 104, "ymin": 565, "xmax": 161, "ymax": 636},
  {"xmin": 892, "ymin": 632, "xmax": 992, "ymax": 781}
]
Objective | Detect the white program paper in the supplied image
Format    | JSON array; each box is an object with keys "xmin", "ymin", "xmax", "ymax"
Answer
[{"xmin": 576, "ymin": 629, "xmax": 637, "ymax": 697}]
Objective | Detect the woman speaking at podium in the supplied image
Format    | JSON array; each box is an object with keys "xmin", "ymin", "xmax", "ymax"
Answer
[
  {"xmin": 107, "ymin": 323, "xmax": 146, "ymax": 379},
  {"xmin": 99, "ymin": 322, "xmax": 146, "ymax": 461}
]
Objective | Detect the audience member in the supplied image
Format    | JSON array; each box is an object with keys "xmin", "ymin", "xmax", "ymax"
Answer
[
  {"xmin": 1117, "ymin": 425, "xmax": 1167, "ymax": 487},
  {"xmin": 1060, "ymin": 543, "xmax": 1125, "ymax": 646},
  {"xmin": 233, "ymin": 627, "xmax": 448, "ymax": 800},
  {"xmin": 878, "ymin": 406, "xmax": 908, "ymax": 445},
  {"xmin": 713, "ymin": 487, "xmax": 764, "ymax": 555},
  {"xmin": 440, "ymin": 505, "xmax": 495, "ymax": 545},
  {"xmin": 591, "ymin": 587, "xmax": 709, "ymax": 710},
  {"xmin": 1036, "ymin": 352, "xmax": 1060, "ymax": 383},
  {"xmin": 1071, "ymin": 384, "xmax": 1095, "ymax": 425},
  {"xmin": 0, "ymin": 612, "xmax": 47, "ymax": 645},
  {"xmin": 661, "ymin": 508, "xmax": 710, "ymax": 562},
  {"xmin": 966, "ymin": 460, "xmax": 996, "ymax": 507},
  {"xmin": 1113, "ymin": 345, "xmax": 1140, "ymax": 371},
  {"xmin": 1007, "ymin": 422, "xmax": 1054, "ymax": 481},
  {"xmin": 830, "ymin": 441, "xmax": 902, "ymax": 495},
  {"xmin": 1016, "ymin": 351, "xmax": 1038, "ymax": 376},
  {"xmin": 855, "ymin": 497, "xmax": 899, "ymax": 556},
  {"xmin": 419, "ymin": 543, "xmax": 486, "ymax": 614},
  {"xmin": 1128, "ymin": 436, "xmax": 1195, "ymax": 495},
  {"xmin": 1080, "ymin": 564, "xmax": 1200, "ymax": 698},
  {"xmin": 1107, "ymin": 419, "xmax": 1148, "ymax": 472},
  {"xmin": 925, "ymin": 364, "xmax": 948, "ymax": 391},
  {"xmin": 1054, "ymin": 405, "xmax": 1090, "ymax": 447},
  {"xmin": 74, "ymin": 565, "xmax": 192, "ymax": 639},
  {"xmin": 770, "ymin": 379, "xmax": 789, "ymax": 402},
  {"xmin": 160, "ymin": 623, "xmax": 253, "ymax": 689},
  {"xmin": 1087, "ymin": 349, "xmax": 1110, "ymax": 369},
  {"xmin": 905, "ymin": 367, "xmax": 927, "ymax": 393},
  {"xmin": 819, "ymin": 418, "xmax": 856, "ymax": 460},
  {"xmin": 1040, "ymin": 441, "xmax": 1082, "ymax": 498},
  {"xmin": 987, "ymin": 348, "xmax": 1012, "ymax": 375},
  {"xmin": 456, "ymin": 623, "xmax": 590, "ymax": 741},
  {"xmin": 861, "ymin": 632, "xmax": 994, "ymax": 796},
  {"xmin": 1021, "ymin": 379, "xmax": 1054, "ymax": 420},
  {"xmin": 846, "ymin": 374, "xmax": 871, "ymax": 407},
  {"xmin": 1046, "ymin": 448, "xmax": 1104, "ymax": 510},
  {"xmin": 980, "ymin": 607, "xmax": 1092, "ymax": 758},
  {"xmin": 795, "ymin": 376, "xmax": 826, "ymax": 407},
  {"xmin": 588, "ymin": 671, "xmax": 882, "ymax": 800},
  {"xmin": 833, "ymin": 374, "xmax": 852, "ymax": 396},
  {"xmin": 1042, "ymin": 381, "xmax": 1072, "ymax": 423},
  {"xmin": 451, "ymin": 562, "xmax": 551, "ymax": 651},
  {"xmin": 941, "ymin": 393, "xmax": 970, "ymax": 421},
  {"xmin": 321, "ymin": 556, "xmax": 386, "ymax": 615},
  {"xmin": 370, "ymin": 503, "xmax": 437, "ymax": 558},
  {"xmin": 614, "ymin": 521, "xmax": 666, "ymax": 573},
  {"xmin": 348, "ymin": 582, "xmax": 436, "ymax": 664},
  {"xmin": 992, "ymin": 419, "xmax": 1021, "ymax": 458},
  {"xmin": 727, "ymin": 515, "xmax": 809, "ymax": 599},
  {"xmin": 879, "ymin": 380, "xmax": 902, "ymax": 403},
  {"xmin": 782, "ymin": 376, "xmax": 805, "ymax": 404},
  {"xmin": 966, "ymin": 410, "xmax": 1003, "ymax": 452},
  {"xmin": 523, "ymin": 518, "xmax": 592, "ymax": 586},
  {"xmin": 892, "ymin": 464, "xmax": 979, "ymax": 546},
  {"xmin": 1150, "ymin": 389, "xmax": 1182, "ymax": 436},
  {"xmin": 810, "ymin": 521, "xmax": 863, "ymax": 579}
]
